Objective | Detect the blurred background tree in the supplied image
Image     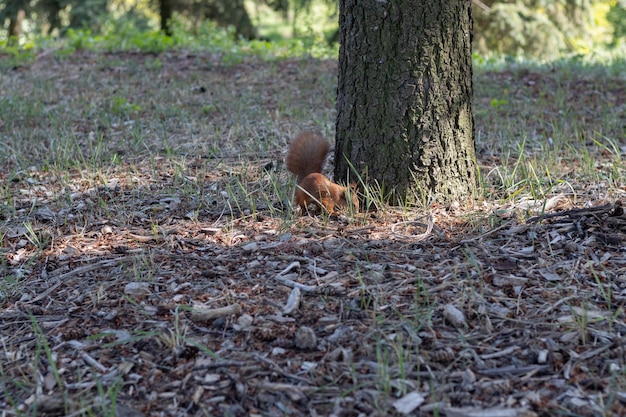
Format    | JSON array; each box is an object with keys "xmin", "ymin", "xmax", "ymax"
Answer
[
  {"xmin": 152, "ymin": 0, "xmax": 258, "ymax": 39},
  {"xmin": 472, "ymin": 0, "xmax": 623, "ymax": 57},
  {"xmin": 1, "ymin": 0, "xmax": 624, "ymax": 57},
  {"xmin": 1, "ymin": 0, "xmax": 109, "ymax": 37},
  {"xmin": 607, "ymin": 0, "xmax": 626, "ymax": 46},
  {"xmin": 3, "ymin": 0, "xmax": 26, "ymax": 42}
]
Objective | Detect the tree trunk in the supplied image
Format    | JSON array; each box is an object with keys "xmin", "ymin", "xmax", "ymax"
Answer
[
  {"xmin": 8, "ymin": 8, "xmax": 25, "ymax": 42},
  {"xmin": 203, "ymin": 0, "xmax": 257, "ymax": 40},
  {"xmin": 159, "ymin": 0, "xmax": 174, "ymax": 35},
  {"xmin": 68, "ymin": 0, "xmax": 108, "ymax": 33},
  {"xmin": 4, "ymin": 0, "xmax": 27, "ymax": 44},
  {"xmin": 335, "ymin": 0, "xmax": 477, "ymax": 205},
  {"xmin": 41, "ymin": 0, "xmax": 63, "ymax": 35}
]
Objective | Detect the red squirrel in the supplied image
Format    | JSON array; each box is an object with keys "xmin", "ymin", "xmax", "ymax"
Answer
[{"xmin": 286, "ymin": 132, "xmax": 359, "ymax": 214}]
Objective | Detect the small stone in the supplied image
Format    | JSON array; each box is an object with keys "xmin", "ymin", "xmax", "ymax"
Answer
[
  {"xmin": 242, "ymin": 242, "xmax": 258, "ymax": 252},
  {"xmin": 443, "ymin": 304, "xmax": 466, "ymax": 327},
  {"xmin": 124, "ymin": 282, "xmax": 151, "ymax": 297},
  {"xmin": 236, "ymin": 314, "xmax": 254, "ymax": 329},
  {"xmin": 294, "ymin": 326, "xmax": 317, "ymax": 350}
]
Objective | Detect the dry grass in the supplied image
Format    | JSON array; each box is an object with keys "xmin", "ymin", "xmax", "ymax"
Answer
[{"xmin": 1, "ymin": 50, "xmax": 626, "ymax": 416}]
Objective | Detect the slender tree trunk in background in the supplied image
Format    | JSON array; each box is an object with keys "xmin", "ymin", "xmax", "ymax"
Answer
[
  {"xmin": 8, "ymin": 8, "xmax": 25, "ymax": 42},
  {"xmin": 204, "ymin": 0, "xmax": 257, "ymax": 40},
  {"xmin": 41, "ymin": 0, "xmax": 63, "ymax": 34},
  {"xmin": 159, "ymin": 0, "xmax": 174, "ymax": 35},
  {"xmin": 335, "ymin": 0, "xmax": 477, "ymax": 204},
  {"xmin": 221, "ymin": 0, "xmax": 257, "ymax": 40},
  {"xmin": 5, "ymin": 0, "xmax": 27, "ymax": 44},
  {"xmin": 68, "ymin": 0, "xmax": 108, "ymax": 33}
]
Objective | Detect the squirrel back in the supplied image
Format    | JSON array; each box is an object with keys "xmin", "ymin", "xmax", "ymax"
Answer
[{"xmin": 286, "ymin": 132, "xmax": 330, "ymax": 182}]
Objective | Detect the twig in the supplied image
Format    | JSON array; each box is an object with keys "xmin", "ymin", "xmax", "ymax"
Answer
[
  {"xmin": 526, "ymin": 203, "xmax": 615, "ymax": 224},
  {"xmin": 25, "ymin": 256, "xmax": 138, "ymax": 304},
  {"xmin": 391, "ymin": 215, "xmax": 434, "ymax": 241},
  {"xmin": 189, "ymin": 303, "xmax": 241, "ymax": 323},
  {"xmin": 253, "ymin": 354, "xmax": 311, "ymax": 384},
  {"xmin": 192, "ymin": 360, "xmax": 249, "ymax": 371},
  {"xmin": 274, "ymin": 273, "xmax": 321, "ymax": 293}
]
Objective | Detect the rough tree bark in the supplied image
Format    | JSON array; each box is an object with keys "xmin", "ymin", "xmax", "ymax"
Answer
[{"xmin": 335, "ymin": 0, "xmax": 477, "ymax": 204}]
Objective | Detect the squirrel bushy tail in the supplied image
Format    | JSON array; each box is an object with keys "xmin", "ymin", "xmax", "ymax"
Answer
[{"xmin": 286, "ymin": 132, "xmax": 330, "ymax": 182}]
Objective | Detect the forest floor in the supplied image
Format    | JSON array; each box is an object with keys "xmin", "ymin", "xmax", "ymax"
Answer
[{"xmin": 1, "ymin": 50, "xmax": 626, "ymax": 417}]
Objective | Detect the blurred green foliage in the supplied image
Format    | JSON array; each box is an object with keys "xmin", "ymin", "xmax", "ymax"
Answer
[
  {"xmin": 0, "ymin": 0, "xmax": 624, "ymax": 58},
  {"xmin": 474, "ymin": 0, "xmax": 625, "ymax": 58},
  {"xmin": 607, "ymin": 0, "xmax": 626, "ymax": 44}
]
